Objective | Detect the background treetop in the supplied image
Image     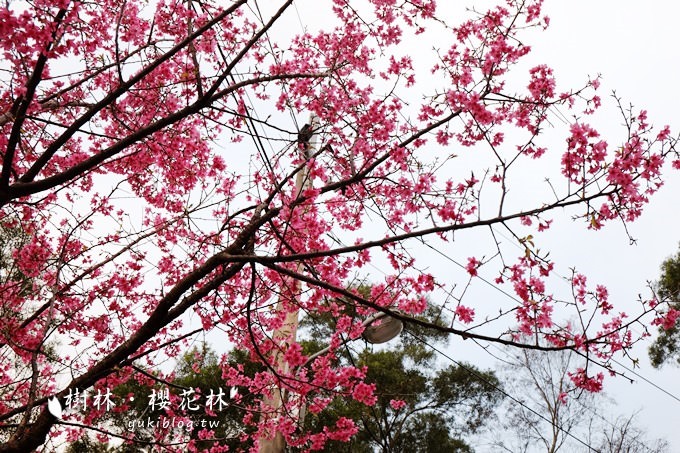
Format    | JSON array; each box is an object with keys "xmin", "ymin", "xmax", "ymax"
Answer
[{"xmin": 649, "ymin": 244, "xmax": 680, "ymax": 367}]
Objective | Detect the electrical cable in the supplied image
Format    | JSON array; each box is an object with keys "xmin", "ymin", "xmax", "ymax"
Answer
[
  {"xmin": 325, "ymin": 222, "xmax": 678, "ymax": 449},
  {"xmin": 488, "ymin": 227, "xmax": 680, "ymax": 404},
  {"xmin": 474, "ymin": 337, "xmax": 667, "ymax": 453},
  {"xmin": 610, "ymin": 357, "xmax": 680, "ymax": 404},
  {"xmin": 405, "ymin": 329, "xmax": 601, "ymax": 452},
  {"xmin": 230, "ymin": 4, "xmax": 680, "ymax": 433}
]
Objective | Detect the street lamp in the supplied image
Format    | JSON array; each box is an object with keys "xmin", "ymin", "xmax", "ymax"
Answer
[
  {"xmin": 301, "ymin": 310, "xmax": 405, "ymax": 368},
  {"xmin": 290, "ymin": 310, "xmax": 404, "ymax": 447},
  {"xmin": 258, "ymin": 112, "xmax": 403, "ymax": 452},
  {"xmin": 258, "ymin": 115, "xmax": 318, "ymax": 453},
  {"xmin": 260, "ymin": 311, "xmax": 404, "ymax": 453},
  {"xmin": 361, "ymin": 311, "xmax": 404, "ymax": 344}
]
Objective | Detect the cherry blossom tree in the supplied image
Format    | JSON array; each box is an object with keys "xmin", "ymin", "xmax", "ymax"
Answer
[{"xmin": 0, "ymin": 0, "xmax": 679, "ymax": 451}]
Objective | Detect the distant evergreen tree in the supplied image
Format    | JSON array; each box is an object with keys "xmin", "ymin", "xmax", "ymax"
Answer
[
  {"xmin": 297, "ymin": 298, "xmax": 502, "ymax": 452},
  {"xmin": 66, "ymin": 346, "xmax": 260, "ymax": 452},
  {"xmin": 67, "ymin": 288, "xmax": 502, "ymax": 452},
  {"xmin": 649, "ymin": 243, "xmax": 680, "ymax": 367}
]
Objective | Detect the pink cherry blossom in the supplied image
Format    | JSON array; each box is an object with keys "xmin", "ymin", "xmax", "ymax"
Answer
[{"xmin": 0, "ymin": 0, "xmax": 677, "ymax": 450}]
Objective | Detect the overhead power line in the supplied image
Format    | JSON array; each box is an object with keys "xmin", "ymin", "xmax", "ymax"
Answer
[{"xmin": 405, "ymin": 329, "xmax": 601, "ymax": 452}]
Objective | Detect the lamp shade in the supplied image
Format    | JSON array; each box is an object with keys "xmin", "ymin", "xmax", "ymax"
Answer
[{"xmin": 362, "ymin": 313, "xmax": 404, "ymax": 344}]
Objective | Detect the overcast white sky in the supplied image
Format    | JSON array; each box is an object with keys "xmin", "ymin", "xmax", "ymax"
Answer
[
  {"xmin": 216, "ymin": 0, "xmax": 680, "ymax": 449},
  {"xmin": 8, "ymin": 0, "xmax": 678, "ymax": 450},
  {"xmin": 434, "ymin": 0, "xmax": 680, "ymax": 449},
  {"xmin": 289, "ymin": 0, "xmax": 680, "ymax": 449},
  {"xmin": 531, "ymin": 1, "xmax": 680, "ymax": 449}
]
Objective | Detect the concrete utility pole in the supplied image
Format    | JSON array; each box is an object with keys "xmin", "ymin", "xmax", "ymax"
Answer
[{"xmin": 258, "ymin": 114, "xmax": 319, "ymax": 453}]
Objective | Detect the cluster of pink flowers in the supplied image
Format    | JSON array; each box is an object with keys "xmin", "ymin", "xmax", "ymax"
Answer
[{"xmin": 1, "ymin": 0, "xmax": 678, "ymax": 450}]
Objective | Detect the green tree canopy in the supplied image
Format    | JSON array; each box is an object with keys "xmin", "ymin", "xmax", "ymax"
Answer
[
  {"xmin": 66, "ymin": 293, "xmax": 502, "ymax": 452},
  {"xmin": 298, "ymin": 303, "xmax": 503, "ymax": 452},
  {"xmin": 65, "ymin": 345, "xmax": 261, "ymax": 452},
  {"xmin": 649, "ymin": 243, "xmax": 680, "ymax": 367}
]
